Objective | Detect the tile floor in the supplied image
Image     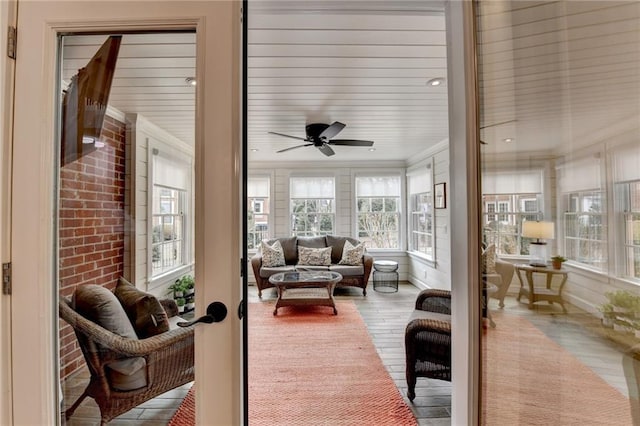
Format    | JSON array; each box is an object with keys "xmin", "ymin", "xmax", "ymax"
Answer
[{"xmin": 62, "ymin": 282, "xmax": 632, "ymax": 426}]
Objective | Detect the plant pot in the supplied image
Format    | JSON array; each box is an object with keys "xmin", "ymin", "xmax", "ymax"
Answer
[
  {"xmin": 185, "ymin": 288, "xmax": 195, "ymax": 296},
  {"xmin": 186, "ymin": 302, "xmax": 195, "ymax": 310},
  {"xmin": 552, "ymin": 261, "xmax": 563, "ymax": 270},
  {"xmin": 178, "ymin": 305, "xmax": 185, "ymax": 313},
  {"xmin": 174, "ymin": 291, "xmax": 184, "ymax": 298}
]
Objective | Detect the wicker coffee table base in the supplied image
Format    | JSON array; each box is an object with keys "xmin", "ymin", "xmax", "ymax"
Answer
[{"xmin": 273, "ymin": 282, "xmax": 338, "ymax": 315}]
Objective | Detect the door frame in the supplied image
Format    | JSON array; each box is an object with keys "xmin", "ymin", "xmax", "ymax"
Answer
[
  {"xmin": 0, "ymin": 1, "xmax": 17, "ymax": 425},
  {"xmin": 11, "ymin": 2, "xmax": 242, "ymax": 425}
]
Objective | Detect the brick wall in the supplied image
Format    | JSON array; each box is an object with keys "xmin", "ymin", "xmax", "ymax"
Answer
[{"xmin": 58, "ymin": 115, "xmax": 126, "ymax": 378}]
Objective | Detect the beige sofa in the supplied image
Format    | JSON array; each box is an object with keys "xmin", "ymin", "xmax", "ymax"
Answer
[{"xmin": 250, "ymin": 235, "xmax": 373, "ymax": 297}]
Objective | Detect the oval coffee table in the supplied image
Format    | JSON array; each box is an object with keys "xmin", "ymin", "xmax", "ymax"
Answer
[{"xmin": 268, "ymin": 271, "xmax": 343, "ymax": 315}]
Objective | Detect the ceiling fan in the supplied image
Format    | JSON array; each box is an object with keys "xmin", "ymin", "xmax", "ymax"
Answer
[{"xmin": 269, "ymin": 121, "xmax": 374, "ymax": 157}]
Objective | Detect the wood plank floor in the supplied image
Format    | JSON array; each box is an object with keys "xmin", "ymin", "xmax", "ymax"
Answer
[{"xmin": 62, "ymin": 282, "xmax": 632, "ymax": 426}]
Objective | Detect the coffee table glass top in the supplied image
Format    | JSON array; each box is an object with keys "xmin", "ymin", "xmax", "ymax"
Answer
[{"xmin": 269, "ymin": 271, "xmax": 342, "ymax": 284}]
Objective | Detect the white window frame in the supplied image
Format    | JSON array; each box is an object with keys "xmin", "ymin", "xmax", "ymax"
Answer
[
  {"xmin": 289, "ymin": 175, "xmax": 336, "ymax": 237},
  {"xmin": 557, "ymin": 154, "xmax": 606, "ymax": 271},
  {"xmin": 407, "ymin": 160, "xmax": 435, "ymax": 261},
  {"xmin": 354, "ymin": 174, "xmax": 402, "ymax": 250},
  {"xmin": 247, "ymin": 175, "xmax": 272, "ymax": 251},
  {"xmin": 612, "ymin": 144, "xmax": 640, "ymax": 282},
  {"xmin": 148, "ymin": 143, "xmax": 193, "ymax": 285},
  {"xmin": 481, "ymin": 168, "xmax": 544, "ymax": 256}
]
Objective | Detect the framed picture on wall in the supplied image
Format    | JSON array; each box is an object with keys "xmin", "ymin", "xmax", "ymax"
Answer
[{"xmin": 434, "ymin": 182, "xmax": 446, "ymax": 209}]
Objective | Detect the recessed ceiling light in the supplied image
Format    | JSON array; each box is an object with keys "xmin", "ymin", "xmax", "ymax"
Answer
[
  {"xmin": 426, "ymin": 77, "xmax": 445, "ymax": 87},
  {"xmin": 368, "ymin": 148, "xmax": 376, "ymax": 152},
  {"xmin": 503, "ymin": 138, "xmax": 513, "ymax": 143},
  {"xmin": 250, "ymin": 148, "xmax": 259, "ymax": 152},
  {"xmin": 185, "ymin": 77, "xmax": 196, "ymax": 86}
]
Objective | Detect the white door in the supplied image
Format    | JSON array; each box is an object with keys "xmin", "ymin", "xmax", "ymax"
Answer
[{"xmin": 11, "ymin": 1, "xmax": 242, "ymax": 424}]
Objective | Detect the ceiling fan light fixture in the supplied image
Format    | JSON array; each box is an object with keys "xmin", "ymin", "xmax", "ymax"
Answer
[
  {"xmin": 185, "ymin": 77, "xmax": 196, "ymax": 86},
  {"xmin": 503, "ymin": 138, "xmax": 513, "ymax": 143},
  {"xmin": 426, "ymin": 77, "xmax": 445, "ymax": 87},
  {"xmin": 250, "ymin": 148, "xmax": 259, "ymax": 152},
  {"xmin": 368, "ymin": 148, "xmax": 376, "ymax": 152}
]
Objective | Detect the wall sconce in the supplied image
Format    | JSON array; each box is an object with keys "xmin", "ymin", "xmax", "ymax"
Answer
[{"xmin": 522, "ymin": 220, "xmax": 555, "ymax": 267}]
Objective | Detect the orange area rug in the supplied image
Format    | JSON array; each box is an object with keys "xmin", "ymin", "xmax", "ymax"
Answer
[
  {"xmin": 169, "ymin": 301, "xmax": 417, "ymax": 426},
  {"xmin": 482, "ymin": 311, "xmax": 634, "ymax": 425}
]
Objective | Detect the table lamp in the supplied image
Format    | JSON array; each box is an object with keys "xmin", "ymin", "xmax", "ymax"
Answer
[{"xmin": 522, "ymin": 220, "xmax": 554, "ymax": 267}]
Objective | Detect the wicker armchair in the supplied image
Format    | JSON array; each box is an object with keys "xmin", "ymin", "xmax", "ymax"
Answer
[
  {"xmin": 59, "ymin": 297, "xmax": 194, "ymax": 425},
  {"xmin": 405, "ymin": 289, "xmax": 452, "ymax": 401}
]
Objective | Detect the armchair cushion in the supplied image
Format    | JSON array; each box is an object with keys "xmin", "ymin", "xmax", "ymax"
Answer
[
  {"xmin": 481, "ymin": 243, "xmax": 497, "ymax": 274},
  {"xmin": 106, "ymin": 357, "xmax": 148, "ymax": 391},
  {"xmin": 72, "ymin": 284, "xmax": 138, "ymax": 340},
  {"xmin": 114, "ymin": 277, "xmax": 170, "ymax": 339}
]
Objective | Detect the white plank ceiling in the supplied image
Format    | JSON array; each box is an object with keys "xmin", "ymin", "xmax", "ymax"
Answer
[{"xmin": 61, "ymin": 0, "xmax": 640, "ymax": 163}]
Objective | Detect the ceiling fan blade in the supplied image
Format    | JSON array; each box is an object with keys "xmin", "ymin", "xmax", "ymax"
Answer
[
  {"xmin": 479, "ymin": 119, "xmax": 516, "ymax": 129},
  {"xmin": 328, "ymin": 139, "xmax": 374, "ymax": 147},
  {"xmin": 268, "ymin": 131, "xmax": 308, "ymax": 142},
  {"xmin": 276, "ymin": 143, "xmax": 313, "ymax": 153},
  {"xmin": 480, "ymin": 140, "xmax": 488, "ymax": 145},
  {"xmin": 319, "ymin": 121, "xmax": 346, "ymax": 140},
  {"xmin": 317, "ymin": 144, "xmax": 335, "ymax": 157}
]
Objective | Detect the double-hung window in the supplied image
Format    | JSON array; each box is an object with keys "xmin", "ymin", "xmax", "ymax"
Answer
[
  {"xmin": 613, "ymin": 145, "xmax": 640, "ymax": 280},
  {"xmin": 558, "ymin": 156, "xmax": 607, "ymax": 270},
  {"xmin": 355, "ymin": 175, "xmax": 401, "ymax": 249},
  {"xmin": 290, "ymin": 176, "xmax": 335, "ymax": 236},
  {"xmin": 482, "ymin": 170, "xmax": 543, "ymax": 255},
  {"xmin": 248, "ymin": 176, "xmax": 270, "ymax": 250},
  {"xmin": 151, "ymin": 151, "xmax": 191, "ymax": 277},
  {"xmin": 408, "ymin": 163, "xmax": 434, "ymax": 259}
]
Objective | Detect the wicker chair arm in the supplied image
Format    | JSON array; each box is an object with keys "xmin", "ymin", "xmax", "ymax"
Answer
[
  {"xmin": 414, "ymin": 289, "xmax": 452, "ymax": 310},
  {"xmin": 405, "ymin": 318, "xmax": 451, "ymax": 339}
]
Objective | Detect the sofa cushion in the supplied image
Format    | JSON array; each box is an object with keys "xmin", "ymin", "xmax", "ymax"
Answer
[
  {"xmin": 295, "ymin": 265, "xmax": 330, "ymax": 272},
  {"xmin": 297, "ymin": 246, "xmax": 332, "ymax": 266},
  {"xmin": 330, "ymin": 265, "xmax": 364, "ymax": 276},
  {"xmin": 114, "ymin": 277, "xmax": 170, "ymax": 339},
  {"xmin": 261, "ymin": 240, "xmax": 286, "ymax": 267},
  {"xmin": 266, "ymin": 236, "xmax": 298, "ymax": 264},
  {"xmin": 297, "ymin": 236, "xmax": 327, "ymax": 249},
  {"xmin": 338, "ymin": 240, "xmax": 365, "ymax": 266},
  {"xmin": 260, "ymin": 265, "xmax": 296, "ymax": 278},
  {"xmin": 481, "ymin": 243, "xmax": 497, "ymax": 274},
  {"xmin": 326, "ymin": 235, "xmax": 361, "ymax": 264},
  {"xmin": 72, "ymin": 284, "xmax": 138, "ymax": 340}
]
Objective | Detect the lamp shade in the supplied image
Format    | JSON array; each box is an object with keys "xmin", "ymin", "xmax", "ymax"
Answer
[{"xmin": 522, "ymin": 221, "xmax": 554, "ymax": 240}]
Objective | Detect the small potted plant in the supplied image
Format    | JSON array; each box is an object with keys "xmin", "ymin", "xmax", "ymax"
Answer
[
  {"xmin": 185, "ymin": 299, "xmax": 195, "ymax": 311},
  {"xmin": 181, "ymin": 275, "xmax": 195, "ymax": 296},
  {"xmin": 168, "ymin": 280, "xmax": 186, "ymax": 298},
  {"xmin": 550, "ymin": 255, "xmax": 567, "ymax": 270},
  {"xmin": 599, "ymin": 303, "xmax": 615, "ymax": 328},
  {"xmin": 175, "ymin": 297, "xmax": 186, "ymax": 314}
]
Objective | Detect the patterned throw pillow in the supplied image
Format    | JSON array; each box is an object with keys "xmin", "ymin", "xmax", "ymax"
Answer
[
  {"xmin": 297, "ymin": 246, "xmax": 332, "ymax": 266},
  {"xmin": 481, "ymin": 243, "xmax": 497, "ymax": 274},
  {"xmin": 338, "ymin": 240, "xmax": 365, "ymax": 266},
  {"xmin": 261, "ymin": 240, "xmax": 286, "ymax": 267}
]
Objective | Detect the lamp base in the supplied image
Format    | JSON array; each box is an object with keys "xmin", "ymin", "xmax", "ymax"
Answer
[{"xmin": 528, "ymin": 242, "xmax": 548, "ymax": 268}]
